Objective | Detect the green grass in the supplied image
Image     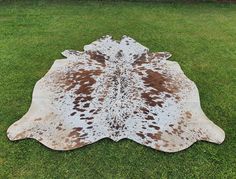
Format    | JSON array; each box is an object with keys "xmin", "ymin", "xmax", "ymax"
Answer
[{"xmin": 0, "ymin": 1, "xmax": 236, "ymax": 178}]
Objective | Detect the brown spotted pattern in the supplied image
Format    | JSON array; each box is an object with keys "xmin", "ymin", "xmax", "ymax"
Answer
[{"xmin": 7, "ymin": 35, "xmax": 225, "ymax": 152}]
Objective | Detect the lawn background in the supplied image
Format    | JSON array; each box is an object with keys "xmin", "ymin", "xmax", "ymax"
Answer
[{"xmin": 0, "ymin": 1, "xmax": 236, "ymax": 178}]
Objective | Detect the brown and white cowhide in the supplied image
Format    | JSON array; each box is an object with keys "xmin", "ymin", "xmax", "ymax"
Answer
[{"xmin": 7, "ymin": 35, "xmax": 225, "ymax": 152}]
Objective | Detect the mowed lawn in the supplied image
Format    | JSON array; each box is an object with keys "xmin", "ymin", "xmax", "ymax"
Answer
[{"xmin": 0, "ymin": 1, "xmax": 236, "ymax": 178}]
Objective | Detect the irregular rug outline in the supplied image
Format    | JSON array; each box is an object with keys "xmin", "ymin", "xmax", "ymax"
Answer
[{"xmin": 7, "ymin": 35, "xmax": 225, "ymax": 152}]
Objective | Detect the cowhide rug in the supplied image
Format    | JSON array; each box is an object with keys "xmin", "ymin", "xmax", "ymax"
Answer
[{"xmin": 7, "ymin": 35, "xmax": 225, "ymax": 152}]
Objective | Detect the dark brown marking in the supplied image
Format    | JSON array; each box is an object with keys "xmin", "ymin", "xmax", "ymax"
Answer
[
  {"xmin": 89, "ymin": 109, "xmax": 95, "ymax": 113},
  {"xmin": 83, "ymin": 103, "xmax": 90, "ymax": 108},
  {"xmin": 68, "ymin": 127, "xmax": 83, "ymax": 137},
  {"xmin": 80, "ymin": 133, "xmax": 88, "ymax": 137},
  {"xmin": 133, "ymin": 53, "xmax": 147, "ymax": 66},
  {"xmin": 80, "ymin": 117, "xmax": 94, "ymax": 120},
  {"xmin": 136, "ymin": 132, "xmax": 145, "ymax": 139},
  {"xmin": 74, "ymin": 108, "xmax": 86, "ymax": 112},
  {"xmin": 148, "ymin": 125, "xmax": 160, "ymax": 130},
  {"xmin": 34, "ymin": 118, "xmax": 42, "ymax": 121},
  {"xmin": 70, "ymin": 112, "xmax": 76, "ymax": 116},
  {"xmin": 141, "ymin": 70, "xmax": 179, "ymax": 107},
  {"xmin": 185, "ymin": 111, "xmax": 192, "ymax": 119},
  {"xmin": 116, "ymin": 50, "xmax": 123, "ymax": 58},
  {"xmin": 147, "ymin": 132, "xmax": 162, "ymax": 140},
  {"xmin": 165, "ymin": 94, "xmax": 171, "ymax": 98},
  {"xmin": 140, "ymin": 107, "xmax": 149, "ymax": 114},
  {"xmin": 60, "ymin": 69, "xmax": 102, "ymax": 113},
  {"xmin": 87, "ymin": 51, "xmax": 106, "ymax": 67},
  {"xmin": 146, "ymin": 115, "xmax": 155, "ymax": 120},
  {"xmin": 56, "ymin": 126, "xmax": 62, "ymax": 130}
]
